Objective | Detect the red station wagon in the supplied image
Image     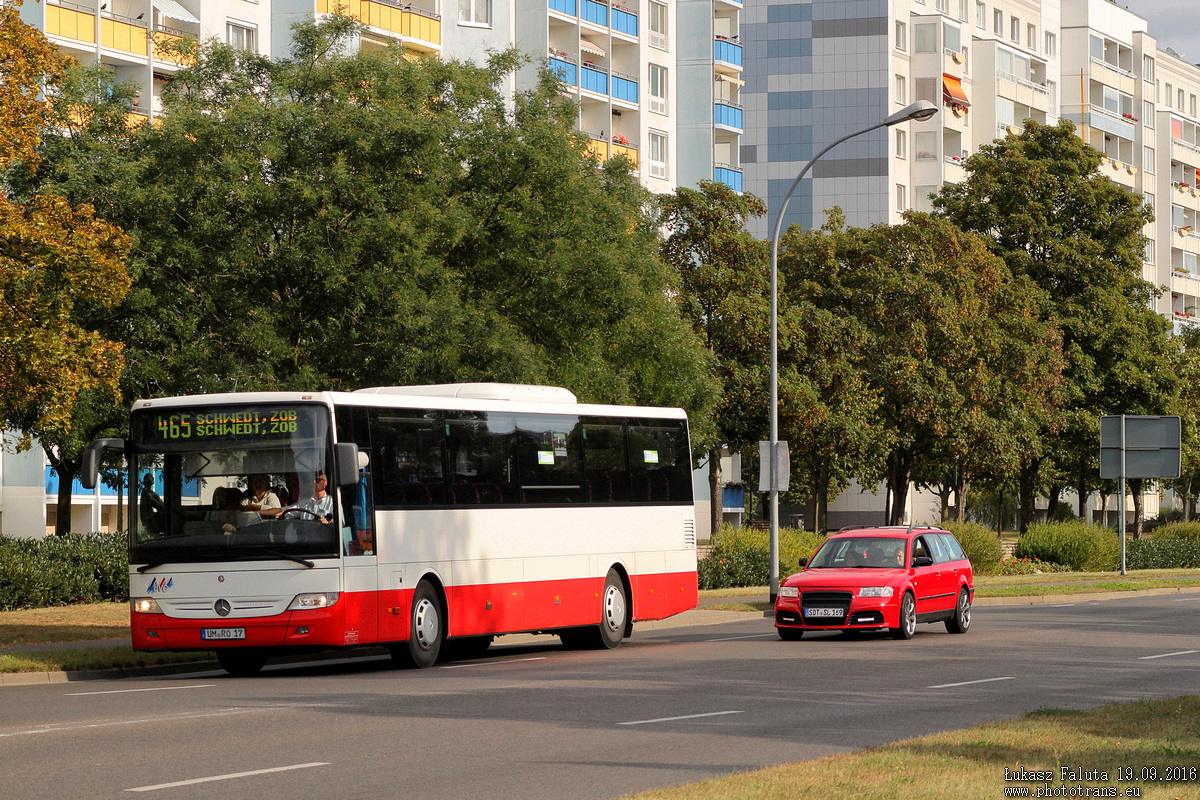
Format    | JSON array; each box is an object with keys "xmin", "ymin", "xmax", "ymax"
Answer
[{"xmin": 774, "ymin": 526, "xmax": 974, "ymax": 640}]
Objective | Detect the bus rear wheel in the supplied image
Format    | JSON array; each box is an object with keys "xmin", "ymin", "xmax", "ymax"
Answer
[
  {"xmin": 561, "ymin": 569, "xmax": 627, "ymax": 650},
  {"xmin": 391, "ymin": 580, "xmax": 444, "ymax": 669}
]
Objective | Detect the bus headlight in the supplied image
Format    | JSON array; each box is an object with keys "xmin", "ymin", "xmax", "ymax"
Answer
[
  {"xmin": 858, "ymin": 587, "xmax": 894, "ymax": 598},
  {"xmin": 287, "ymin": 592, "xmax": 340, "ymax": 610},
  {"xmin": 131, "ymin": 598, "xmax": 163, "ymax": 614},
  {"xmin": 778, "ymin": 586, "xmax": 799, "ymax": 598}
]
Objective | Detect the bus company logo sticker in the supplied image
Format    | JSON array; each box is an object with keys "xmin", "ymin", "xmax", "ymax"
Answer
[
  {"xmin": 644, "ymin": 450, "xmax": 659, "ymax": 464},
  {"xmin": 147, "ymin": 577, "xmax": 174, "ymax": 594},
  {"xmin": 537, "ymin": 451, "xmax": 555, "ymax": 465}
]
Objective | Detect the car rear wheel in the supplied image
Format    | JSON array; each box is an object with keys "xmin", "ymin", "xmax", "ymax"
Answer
[
  {"xmin": 945, "ymin": 588, "xmax": 971, "ymax": 634},
  {"xmin": 891, "ymin": 592, "xmax": 916, "ymax": 640},
  {"xmin": 777, "ymin": 627, "xmax": 804, "ymax": 641}
]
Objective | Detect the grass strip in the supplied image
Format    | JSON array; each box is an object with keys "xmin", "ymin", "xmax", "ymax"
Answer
[
  {"xmin": 617, "ymin": 696, "xmax": 1200, "ymax": 800},
  {"xmin": 0, "ymin": 646, "xmax": 211, "ymax": 674}
]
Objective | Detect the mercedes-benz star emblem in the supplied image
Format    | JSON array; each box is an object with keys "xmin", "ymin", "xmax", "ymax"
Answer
[{"xmin": 214, "ymin": 599, "xmax": 232, "ymax": 617}]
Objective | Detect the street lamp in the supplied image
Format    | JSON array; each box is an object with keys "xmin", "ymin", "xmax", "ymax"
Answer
[{"xmin": 766, "ymin": 100, "xmax": 938, "ymax": 603}]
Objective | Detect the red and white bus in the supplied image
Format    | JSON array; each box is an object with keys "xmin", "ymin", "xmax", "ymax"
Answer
[{"xmin": 82, "ymin": 383, "xmax": 698, "ymax": 675}]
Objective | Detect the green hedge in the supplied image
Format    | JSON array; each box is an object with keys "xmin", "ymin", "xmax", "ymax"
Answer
[
  {"xmin": 0, "ymin": 532, "xmax": 129, "ymax": 611},
  {"xmin": 941, "ymin": 522, "xmax": 1004, "ymax": 575},
  {"xmin": 1015, "ymin": 522, "xmax": 1119, "ymax": 572},
  {"xmin": 698, "ymin": 525, "xmax": 826, "ymax": 590},
  {"xmin": 1126, "ymin": 538, "xmax": 1200, "ymax": 569}
]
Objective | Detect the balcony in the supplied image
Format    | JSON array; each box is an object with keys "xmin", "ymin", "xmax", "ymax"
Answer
[
  {"xmin": 549, "ymin": 0, "xmax": 577, "ymax": 15},
  {"xmin": 611, "ymin": 4, "xmax": 637, "ymax": 36},
  {"xmin": 318, "ymin": 0, "xmax": 441, "ymax": 50},
  {"xmin": 714, "ymin": 163, "xmax": 742, "ymax": 192},
  {"xmin": 581, "ymin": 0, "xmax": 607, "ymax": 26},
  {"xmin": 714, "ymin": 101, "xmax": 742, "ymax": 131},
  {"xmin": 585, "ymin": 133, "xmax": 639, "ymax": 168},
  {"xmin": 612, "ymin": 71, "xmax": 638, "ymax": 103},
  {"xmin": 581, "ymin": 63, "xmax": 608, "ymax": 95},
  {"xmin": 714, "ymin": 37, "xmax": 742, "ymax": 69},
  {"xmin": 721, "ymin": 485, "xmax": 745, "ymax": 513},
  {"xmin": 46, "ymin": 1, "xmax": 96, "ymax": 44},
  {"xmin": 550, "ymin": 55, "xmax": 578, "ymax": 87},
  {"xmin": 102, "ymin": 12, "xmax": 150, "ymax": 58}
]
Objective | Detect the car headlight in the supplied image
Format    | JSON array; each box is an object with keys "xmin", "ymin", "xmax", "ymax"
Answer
[
  {"xmin": 287, "ymin": 592, "xmax": 340, "ymax": 610},
  {"xmin": 858, "ymin": 586, "xmax": 894, "ymax": 598},
  {"xmin": 131, "ymin": 597, "xmax": 163, "ymax": 614},
  {"xmin": 778, "ymin": 586, "xmax": 799, "ymax": 598}
]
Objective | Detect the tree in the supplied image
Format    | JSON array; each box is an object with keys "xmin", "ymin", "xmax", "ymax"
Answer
[
  {"xmin": 659, "ymin": 181, "xmax": 768, "ymax": 536},
  {"xmin": 18, "ymin": 16, "xmax": 714, "ymax": 522},
  {"xmin": 0, "ymin": 2, "xmax": 131, "ymax": 533},
  {"xmin": 934, "ymin": 120, "xmax": 1173, "ymax": 533},
  {"xmin": 782, "ymin": 211, "xmax": 1061, "ymax": 525}
]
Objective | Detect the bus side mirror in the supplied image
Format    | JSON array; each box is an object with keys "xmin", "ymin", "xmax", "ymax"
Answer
[
  {"xmin": 335, "ymin": 443, "xmax": 362, "ymax": 488},
  {"xmin": 81, "ymin": 438, "xmax": 125, "ymax": 490},
  {"xmin": 798, "ymin": 557, "xmax": 808, "ymax": 568}
]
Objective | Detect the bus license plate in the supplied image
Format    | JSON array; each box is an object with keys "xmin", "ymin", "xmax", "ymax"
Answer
[
  {"xmin": 201, "ymin": 628, "xmax": 245, "ymax": 640},
  {"xmin": 804, "ymin": 608, "xmax": 842, "ymax": 618}
]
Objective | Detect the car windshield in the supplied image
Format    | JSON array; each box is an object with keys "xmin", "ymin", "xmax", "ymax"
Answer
[
  {"xmin": 128, "ymin": 404, "xmax": 340, "ymax": 564},
  {"xmin": 809, "ymin": 537, "xmax": 906, "ymax": 569}
]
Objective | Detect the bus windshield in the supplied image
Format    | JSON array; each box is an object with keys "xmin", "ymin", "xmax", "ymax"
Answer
[{"xmin": 128, "ymin": 403, "xmax": 340, "ymax": 565}]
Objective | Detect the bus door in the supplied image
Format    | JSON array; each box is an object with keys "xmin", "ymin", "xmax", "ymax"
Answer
[{"xmin": 339, "ymin": 453, "xmax": 378, "ymax": 645}]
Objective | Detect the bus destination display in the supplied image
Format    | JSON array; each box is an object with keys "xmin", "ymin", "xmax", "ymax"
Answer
[{"xmin": 133, "ymin": 406, "xmax": 318, "ymax": 444}]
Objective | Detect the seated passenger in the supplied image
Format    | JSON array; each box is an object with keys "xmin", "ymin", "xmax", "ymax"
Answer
[
  {"xmin": 892, "ymin": 544, "xmax": 906, "ymax": 567},
  {"xmin": 241, "ymin": 474, "xmax": 281, "ymax": 521},
  {"xmin": 206, "ymin": 486, "xmax": 241, "ymax": 531}
]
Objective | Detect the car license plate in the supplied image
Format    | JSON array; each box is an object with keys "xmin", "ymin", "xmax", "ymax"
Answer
[
  {"xmin": 201, "ymin": 628, "xmax": 246, "ymax": 640},
  {"xmin": 804, "ymin": 608, "xmax": 842, "ymax": 618}
]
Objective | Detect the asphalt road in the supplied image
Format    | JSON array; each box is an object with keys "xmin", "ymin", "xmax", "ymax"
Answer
[{"xmin": 3, "ymin": 593, "xmax": 1199, "ymax": 800}]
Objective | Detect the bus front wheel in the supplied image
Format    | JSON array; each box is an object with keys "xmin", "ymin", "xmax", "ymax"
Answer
[
  {"xmin": 392, "ymin": 580, "xmax": 444, "ymax": 668},
  {"xmin": 216, "ymin": 649, "xmax": 267, "ymax": 677}
]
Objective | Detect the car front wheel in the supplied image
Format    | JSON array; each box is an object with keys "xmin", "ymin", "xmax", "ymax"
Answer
[{"xmin": 891, "ymin": 592, "xmax": 916, "ymax": 640}]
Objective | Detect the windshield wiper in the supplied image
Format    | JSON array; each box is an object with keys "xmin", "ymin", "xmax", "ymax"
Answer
[
  {"xmin": 136, "ymin": 562, "xmax": 165, "ymax": 573},
  {"xmin": 260, "ymin": 548, "xmax": 315, "ymax": 568}
]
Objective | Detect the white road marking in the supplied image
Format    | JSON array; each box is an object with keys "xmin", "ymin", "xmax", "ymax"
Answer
[
  {"xmin": 705, "ymin": 634, "xmax": 777, "ymax": 642},
  {"xmin": 126, "ymin": 762, "xmax": 329, "ymax": 792},
  {"xmin": 1138, "ymin": 650, "xmax": 1199, "ymax": 660},
  {"xmin": 618, "ymin": 710, "xmax": 745, "ymax": 726},
  {"xmin": 928, "ymin": 676, "xmax": 1016, "ymax": 689},
  {"xmin": 67, "ymin": 684, "xmax": 215, "ymax": 697},
  {"xmin": 442, "ymin": 657, "xmax": 547, "ymax": 669},
  {"xmin": 0, "ymin": 704, "xmax": 328, "ymax": 739}
]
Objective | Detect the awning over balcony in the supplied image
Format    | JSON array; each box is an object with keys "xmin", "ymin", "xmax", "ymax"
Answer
[
  {"xmin": 717, "ymin": 73, "xmax": 745, "ymax": 87},
  {"xmin": 154, "ymin": 0, "xmax": 200, "ymax": 25},
  {"xmin": 580, "ymin": 39, "xmax": 606, "ymax": 57},
  {"xmin": 943, "ymin": 74, "xmax": 970, "ymax": 108}
]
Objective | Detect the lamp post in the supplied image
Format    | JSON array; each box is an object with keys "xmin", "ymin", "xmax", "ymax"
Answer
[{"xmin": 767, "ymin": 100, "xmax": 938, "ymax": 603}]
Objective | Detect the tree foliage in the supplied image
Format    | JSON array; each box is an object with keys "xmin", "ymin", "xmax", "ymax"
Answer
[
  {"xmin": 0, "ymin": 2, "xmax": 131, "ymax": 452},
  {"xmin": 17, "ymin": 16, "xmax": 714, "ymax": 500},
  {"xmin": 935, "ymin": 120, "xmax": 1174, "ymax": 532}
]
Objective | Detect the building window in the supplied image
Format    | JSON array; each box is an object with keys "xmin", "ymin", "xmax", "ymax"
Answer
[
  {"xmin": 1143, "ymin": 146, "xmax": 1154, "ymax": 174},
  {"xmin": 895, "ymin": 21, "xmax": 906, "ymax": 51},
  {"xmin": 915, "ymin": 131, "xmax": 938, "ymax": 161},
  {"xmin": 1010, "ymin": 16, "xmax": 1020, "ymax": 43},
  {"xmin": 649, "ymin": 64, "xmax": 667, "ymax": 115},
  {"xmin": 226, "ymin": 22, "xmax": 257, "ymax": 52},
  {"xmin": 915, "ymin": 185, "xmax": 938, "ymax": 213},
  {"xmin": 1026, "ymin": 24, "xmax": 1035, "ymax": 50},
  {"xmin": 943, "ymin": 22, "xmax": 961, "ymax": 53},
  {"xmin": 896, "ymin": 129, "xmax": 906, "ymax": 159},
  {"xmin": 1144, "ymin": 191, "xmax": 1154, "ymax": 212},
  {"xmin": 458, "ymin": 0, "xmax": 491, "ymax": 27},
  {"xmin": 896, "ymin": 184, "xmax": 907, "ymax": 212},
  {"xmin": 1145, "ymin": 238, "xmax": 1154, "ymax": 265},
  {"xmin": 648, "ymin": 130, "xmax": 668, "ymax": 179},
  {"xmin": 993, "ymin": 9, "xmax": 1002, "ymax": 35},
  {"xmin": 975, "ymin": 1, "xmax": 985, "ymax": 28},
  {"xmin": 1044, "ymin": 32, "xmax": 1056, "ymax": 58},
  {"xmin": 957, "ymin": 0, "xmax": 967, "ymax": 21},
  {"xmin": 935, "ymin": 0, "xmax": 947, "ymax": 13},
  {"xmin": 914, "ymin": 23, "xmax": 937, "ymax": 53},
  {"xmin": 1166, "ymin": 84, "xmax": 1173, "ymax": 108},
  {"xmin": 1143, "ymin": 55, "xmax": 1154, "ymax": 82},
  {"xmin": 1192, "ymin": 95, "xmax": 1197, "ymax": 118},
  {"xmin": 1144, "ymin": 100, "xmax": 1155, "ymax": 127},
  {"xmin": 915, "ymin": 77, "xmax": 938, "ymax": 106},
  {"xmin": 1179, "ymin": 89, "xmax": 1186, "ymax": 110},
  {"xmin": 648, "ymin": 1, "xmax": 668, "ymax": 50},
  {"xmin": 895, "ymin": 74, "xmax": 906, "ymax": 104}
]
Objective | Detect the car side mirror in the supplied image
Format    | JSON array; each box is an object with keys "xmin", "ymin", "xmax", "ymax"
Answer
[
  {"xmin": 798, "ymin": 557, "xmax": 808, "ymax": 568},
  {"xmin": 911, "ymin": 555, "xmax": 934, "ymax": 568}
]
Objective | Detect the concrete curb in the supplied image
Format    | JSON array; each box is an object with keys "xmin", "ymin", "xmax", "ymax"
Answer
[{"xmin": 4, "ymin": 588, "xmax": 1198, "ymax": 687}]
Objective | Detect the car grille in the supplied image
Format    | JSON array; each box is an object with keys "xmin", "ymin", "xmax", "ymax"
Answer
[{"xmin": 800, "ymin": 591, "xmax": 852, "ymax": 626}]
